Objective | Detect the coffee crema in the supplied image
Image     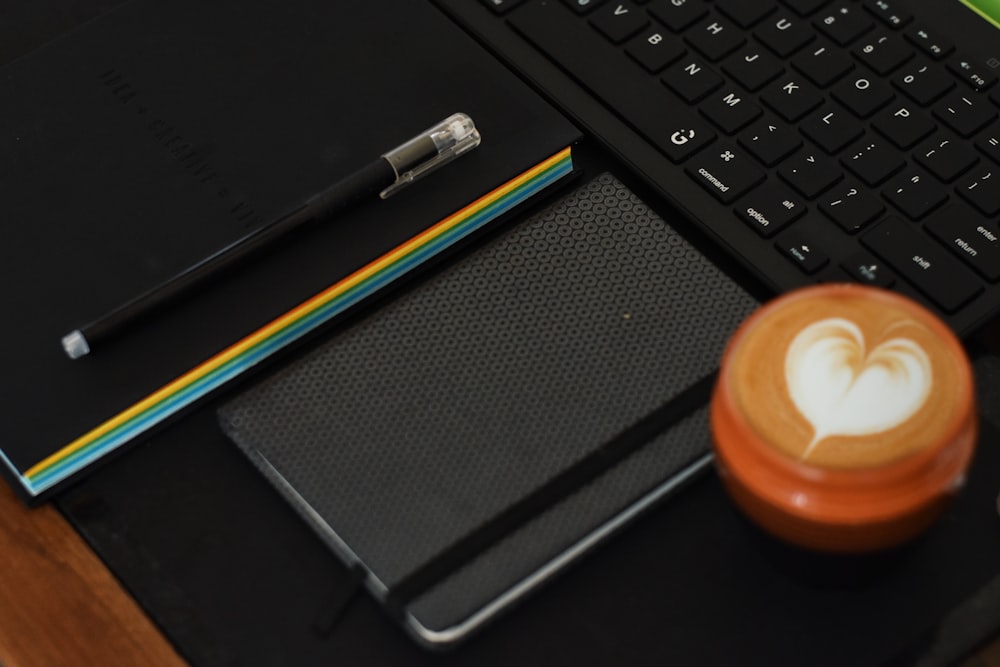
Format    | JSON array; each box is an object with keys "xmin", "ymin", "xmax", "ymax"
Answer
[{"xmin": 728, "ymin": 290, "xmax": 965, "ymax": 468}]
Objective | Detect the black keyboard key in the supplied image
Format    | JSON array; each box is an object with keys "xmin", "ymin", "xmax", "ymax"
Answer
[
  {"xmin": 779, "ymin": 151, "xmax": 842, "ymax": 197},
  {"xmin": 793, "ymin": 41, "xmax": 854, "ymax": 87},
  {"xmin": 914, "ymin": 136, "xmax": 979, "ymax": 182},
  {"xmin": 853, "ymin": 33, "xmax": 913, "ymax": 75},
  {"xmin": 832, "ymin": 73, "xmax": 895, "ymax": 118},
  {"xmin": 701, "ymin": 89, "xmax": 763, "ymax": 133},
  {"xmin": 755, "ymin": 14, "xmax": 816, "ymax": 57},
  {"xmin": 663, "ymin": 57, "xmax": 723, "ymax": 102},
  {"xmin": 882, "ymin": 169, "xmax": 948, "ymax": 219},
  {"xmin": 862, "ymin": 216, "xmax": 982, "ymax": 311},
  {"xmin": 686, "ymin": 145, "xmax": 766, "ymax": 203},
  {"xmin": 840, "ymin": 250, "xmax": 895, "ymax": 287},
  {"xmin": 626, "ymin": 29, "xmax": 686, "ymax": 72},
  {"xmin": 800, "ymin": 108, "xmax": 864, "ymax": 153},
  {"xmin": 781, "ymin": 0, "xmax": 830, "ymax": 17},
  {"xmin": 905, "ymin": 26, "xmax": 953, "ymax": 60},
  {"xmin": 925, "ymin": 203, "xmax": 1000, "ymax": 281},
  {"xmin": 948, "ymin": 57, "xmax": 997, "ymax": 93},
  {"xmin": 956, "ymin": 166, "xmax": 1000, "ymax": 216},
  {"xmin": 510, "ymin": 3, "xmax": 716, "ymax": 164},
  {"xmin": 480, "ymin": 0, "xmax": 526, "ymax": 13},
  {"xmin": 761, "ymin": 77, "xmax": 823, "ymax": 121},
  {"xmin": 893, "ymin": 60, "xmax": 955, "ymax": 105},
  {"xmin": 871, "ymin": 103, "xmax": 935, "ymax": 149},
  {"xmin": 861, "ymin": 0, "xmax": 912, "ymax": 29},
  {"xmin": 686, "ymin": 17, "xmax": 745, "ymax": 61},
  {"xmin": 819, "ymin": 181, "xmax": 885, "ymax": 232},
  {"xmin": 934, "ymin": 92, "xmax": 998, "ymax": 137},
  {"xmin": 975, "ymin": 123, "xmax": 1000, "ymax": 164},
  {"xmin": 648, "ymin": 0, "xmax": 708, "ymax": 32},
  {"xmin": 656, "ymin": 124, "xmax": 716, "ymax": 162},
  {"xmin": 735, "ymin": 183, "xmax": 806, "ymax": 237},
  {"xmin": 815, "ymin": 5, "xmax": 873, "ymax": 46},
  {"xmin": 842, "ymin": 138, "xmax": 904, "ymax": 186},
  {"xmin": 562, "ymin": 0, "xmax": 609, "ymax": 14},
  {"xmin": 776, "ymin": 230, "xmax": 829, "ymax": 273},
  {"xmin": 591, "ymin": 2, "xmax": 650, "ymax": 43},
  {"xmin": 739, "ymin": 119, "xmax": 803, "ymax": 166},
  {"xmin": 723, "ymin": 47, "xmax": 784, "ymax": 91},
  {"xmin": 717, "ymin": 0, "xmax": 776, "ymax": 29}
]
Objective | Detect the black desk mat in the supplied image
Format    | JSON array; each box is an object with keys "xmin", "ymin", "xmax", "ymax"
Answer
[
  {"xmin": 51, "ymin": 171, "xmax": 1000, "ymax": 663},
  {"xmin": 55, "ymin": 371, "xmax": 1000, "ymax": 666}
]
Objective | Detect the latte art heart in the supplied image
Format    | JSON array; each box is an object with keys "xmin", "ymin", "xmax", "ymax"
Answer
[{"xmin": 784, "ymin": 318, "xmax": 933, "ymax": 461}]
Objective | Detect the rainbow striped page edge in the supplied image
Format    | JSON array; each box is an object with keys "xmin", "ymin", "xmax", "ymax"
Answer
[{"xmin": 17, "ymin": 147, "xmax": 574, "ymax": 497}]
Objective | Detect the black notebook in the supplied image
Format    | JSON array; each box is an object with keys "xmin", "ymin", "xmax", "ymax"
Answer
[
  {"xmin": 0, "ymin": 0, "xmax": 578, "ymax": 501},
  {"xmin": 219, "ymin": 173, "xmax": 760, "ymax": 645}
]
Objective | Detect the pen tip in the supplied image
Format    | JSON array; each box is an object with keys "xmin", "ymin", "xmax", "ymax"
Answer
[{"xmin": 62, "ymin": 330, "xmax": 91, "ymax": 360}]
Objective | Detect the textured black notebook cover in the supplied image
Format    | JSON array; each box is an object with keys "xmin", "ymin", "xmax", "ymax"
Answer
[
  {"xmin": 219, "ymin": 174, "xmax": 759, "ymax": 640},
  {"xmin": 0, "ymin": 0, "xmax": 577, "ymax": 500}
]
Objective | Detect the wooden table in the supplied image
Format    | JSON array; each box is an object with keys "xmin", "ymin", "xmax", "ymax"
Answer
[
  {"xmin": 1, "ymin": 472, "xmax": 999, "ymax": 666},
  {"xmin": 0, "ymin": 482, "xmax": 184, "ymax": 666}
]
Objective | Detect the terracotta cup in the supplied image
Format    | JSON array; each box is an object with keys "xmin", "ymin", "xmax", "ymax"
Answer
[{"xmin": 711, "ymin": 284, "xmax": 977, "ymax": 552}]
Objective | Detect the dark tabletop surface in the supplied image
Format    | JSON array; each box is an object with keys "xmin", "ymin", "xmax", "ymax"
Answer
[{"xmin": 6, "ymin": 2, "xmax": 1000, "ymax": 665}]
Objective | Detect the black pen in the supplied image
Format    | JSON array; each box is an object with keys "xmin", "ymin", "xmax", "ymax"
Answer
[{"xmin": 61, "ymin": 113, "xmax": 481, "ymax": 359}]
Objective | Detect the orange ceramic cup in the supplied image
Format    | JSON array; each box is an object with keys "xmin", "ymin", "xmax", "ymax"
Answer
[{"xmin": 711, "ymin": 284, "xmax": 977, "ymax": 552}]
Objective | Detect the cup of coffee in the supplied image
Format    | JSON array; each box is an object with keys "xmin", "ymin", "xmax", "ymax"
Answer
[{"xmin": 711, "ymin": 284, "xmax": 977, "ymax": 552}]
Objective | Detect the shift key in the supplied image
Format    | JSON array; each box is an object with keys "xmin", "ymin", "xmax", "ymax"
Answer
[
  {"xmin": 861, "ymin": 216, "xmax": 983, "ymax": 312},
  {"xmin": 686, "ymin": 144, "xmax": 765, "ymax": 204}
]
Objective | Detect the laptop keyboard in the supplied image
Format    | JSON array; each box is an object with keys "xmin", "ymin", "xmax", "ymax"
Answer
[{"xmin": 444, "ymin": 0, "xmax": 1000, "ymax": 334}]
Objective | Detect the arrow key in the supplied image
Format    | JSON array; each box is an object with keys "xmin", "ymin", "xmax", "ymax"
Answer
[
  {"xmin": 776, "ymin": 230, "xmax": 829, "ymax": 274},
  {"xmin": 839, "ymin": 250, "xmax": 895, "ymax": 287}
]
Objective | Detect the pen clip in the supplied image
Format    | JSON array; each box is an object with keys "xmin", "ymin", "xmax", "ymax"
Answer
[{"xmin": 379, "ymin": 113, "xmax": 481, "ymax": 199}]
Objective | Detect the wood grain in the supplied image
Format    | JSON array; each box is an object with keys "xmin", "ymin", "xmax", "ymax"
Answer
[
  {"xmin": 0, "ymin": 474, "xmax": 997, "ymax": 666},
  {"xmin": 0, "ymin": 482, "xmax": 185, "ymax": 667},
  {"xmin": 965, "ymin": 637, "xmax": 1000, "ymax": 667}
]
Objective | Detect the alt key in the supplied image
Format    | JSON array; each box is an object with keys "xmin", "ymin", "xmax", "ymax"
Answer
[{"xmin": 735, "ymin": 184, "xmax": 807, "ymax": 237}]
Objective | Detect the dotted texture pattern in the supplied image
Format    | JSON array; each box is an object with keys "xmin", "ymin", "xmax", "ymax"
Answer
[
  {"xmin": 408, "ymin": 405, "xmax": 711, "ymax": 632},
  {"xmin": 219, "ymin": 173, "xmax": 758, "ymax": 623}
]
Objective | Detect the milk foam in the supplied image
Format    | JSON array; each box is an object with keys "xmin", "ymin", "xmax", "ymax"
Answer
[{"xmin": 784, "ymin": 318, "xmax": 932, "ymax": 461}]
